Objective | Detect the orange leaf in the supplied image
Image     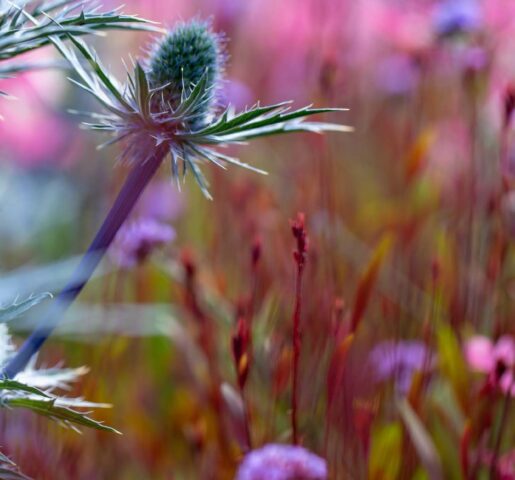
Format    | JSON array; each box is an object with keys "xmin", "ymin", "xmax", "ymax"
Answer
[{"xmin": 350, "ymin": 236, "xmax": 393, "ymax": 333}]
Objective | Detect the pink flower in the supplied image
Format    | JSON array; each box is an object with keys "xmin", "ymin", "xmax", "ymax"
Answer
[
  {"xmin": 465, "ymin": 335, "xmax": 515, "ymax": 396},
  {"xmin": 0, "ymin": 71, "xmax": 74, "ymax": 169}
]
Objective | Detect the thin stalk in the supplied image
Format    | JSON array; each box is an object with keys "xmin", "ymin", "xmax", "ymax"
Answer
[
  {"xmin": 290, "ymin": 213, "xmax": 308, "ymax": 445},
  {"xmin": 2, "ymin": 146, "xmax": 167, "ymax": 378},
  {"xmin": 489, "ymin": 382, "xmax": 513, "ymax": 479},
  {"xmin": 291, "ymin": 259, "xmax": 304, "ymax": 445}
]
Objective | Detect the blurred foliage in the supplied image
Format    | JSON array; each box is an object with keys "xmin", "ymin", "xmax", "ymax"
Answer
[{"xmin": 1, "ymin": 0, "xmax": 515, "ymax": 478}]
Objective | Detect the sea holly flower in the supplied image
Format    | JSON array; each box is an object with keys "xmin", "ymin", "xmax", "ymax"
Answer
[
  {"xmin": 464, "ymin": 335, "xmax": 515, "ymax": 396},
  {"xmin": 3, "ymin": 19, "xmax": 350, "ymax": 377},
  {"xmin": 235, "ymin": 444, "xmax": 328, "ymax": 480}
]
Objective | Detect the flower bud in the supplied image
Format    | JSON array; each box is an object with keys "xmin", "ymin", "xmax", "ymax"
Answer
[{"xmin": 148, "ymin": 20, "xmax": 223, "ymax": 127}]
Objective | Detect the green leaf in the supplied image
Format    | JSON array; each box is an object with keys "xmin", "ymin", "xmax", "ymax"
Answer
[
  {"xmin": 398, "ymin": 399, "xmax": 444, "ymax": 480},
  {"xmin": 368, "ymin": 422, "xmax": 403, "ymax": 480},
  {"xmin": 0, "ymin": 1, "xmax": 158, "ymax": 63},
  {"xmin": 216, "ymin": 106, "xmax": 346, "ymax": 136},
  {"xmin": 0, "ymin": 450, "xmax": 31, "ymax": 479},
  {"xmin": 436, "ymin": 325, "xmax": 470, "ymax": 414},
  {"xmin": 5, "ymin": 396, "xmax": 120, "ymax": 434},
  {"xmin": 0, "ymin": 378, "xmax": 51, "ymax": 398},
  {"xmin": 0, "ymin": 293, "xmax": 52, "ymax": 323},
  {"xmin": 134, "ymin": 62, "xmax": 150, "ymax": 120},
  {"xmin": 0, "ymin": 465, "xmax": 31, "ymax": 480},
  {"xmin": 191, "ymin": 102, "xmax": 291, "ymax": 136},
  {"xmin": 170, "ymin": 69, "xmax": 211, "ymax": 120}
]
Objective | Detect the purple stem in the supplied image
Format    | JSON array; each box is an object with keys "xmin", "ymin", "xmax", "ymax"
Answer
[{"xmin": 2, "ymin": 147, "xmax": 167, "ymax": 378}]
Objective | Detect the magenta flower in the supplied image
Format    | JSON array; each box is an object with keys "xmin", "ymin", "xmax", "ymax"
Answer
[
  {"xmin": 109, "ymin": 218, "xmax": 175, "ymax": 269},
  {"xmin": 235, "ymin": 444, "xmax": 327, "ymax": 480},
  {"xmin": 0, "ymin": 71, "xmax": 72, "ymax": 169},
  {"xmin": 465, "ymin": 335, "xmax": 515, "ymax": 396}
]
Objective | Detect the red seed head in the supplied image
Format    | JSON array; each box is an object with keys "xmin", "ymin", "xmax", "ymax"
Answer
[{"xmin": 290, "ymin": 212, "xmax": 308, "ymax": 268}]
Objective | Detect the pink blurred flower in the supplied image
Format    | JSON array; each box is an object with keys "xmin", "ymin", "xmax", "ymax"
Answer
[
  {"xmin": 465, "ymin": 335, "xmax": 515, "ymax": 396},
  {"xmin": 218, "ymin": 78, "xmax": 254, "ymax": 110},
  {"xmin": 0, "ymin": 72, "xmax": 73, "ymax": 168},
  {"xmin": 497, "ymin": 450, "xmax": 515, "ymax": 480}
]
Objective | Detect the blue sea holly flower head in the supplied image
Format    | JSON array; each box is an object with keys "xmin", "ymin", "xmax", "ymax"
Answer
[
  {"xmin": 147, "ymin": 20, "xmax": 225, "ymax": 129},
  {"xmin": 3, "ymin": 18, "xmax": 351, "ymax": 377},
  {"xmin": 235, "ymin": 444, "xmax": 328, "ymax": 480}
]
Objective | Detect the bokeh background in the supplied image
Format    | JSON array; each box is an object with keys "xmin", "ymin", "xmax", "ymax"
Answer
[{"xmin": 1, "ymin": 0, "xmax": 515, "ymax": 478}]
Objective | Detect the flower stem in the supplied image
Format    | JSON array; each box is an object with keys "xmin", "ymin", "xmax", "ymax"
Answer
[
  {"xmin": 2, "ymin": 147, "xmax": 167, "ymax": 378},
  {"xmin": 290, "ymin": 213, "xmax": 308, "ymax": 445},
  {"xmin": 291, "ymin": 261, "xmax": 304, "ymax": 445},
  {"xmin": 489, "ymin": 381, "xmax": 513, "ymax": 479}
]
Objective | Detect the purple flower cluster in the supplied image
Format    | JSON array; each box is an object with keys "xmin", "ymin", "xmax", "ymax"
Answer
[
  {"xmin": 109, "ymin": 218, "xmax": 175, "ymax": 269},
  {"xmin": 235, "ymin": 444, "xmax": 327, "ymax": 480},
  {"xmin": 368, "ymin": 340, "xmax": 432, "ymax": 394}
]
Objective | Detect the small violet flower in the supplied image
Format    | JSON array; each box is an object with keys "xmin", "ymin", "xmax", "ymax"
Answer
[
  {"xmin": 368, "ymin": 340, "xmax": 432, "ymax": 394},
  {"xmin": 110, "ymin": 218, "xmax": 175, "ymax": 269},
  {"xmin": 464, "ymin": 335, "xmax": 515, "ymax": 396},
  {"xmin": 235, "ymin": 444, "xmax": 327, "ymax": 480}
]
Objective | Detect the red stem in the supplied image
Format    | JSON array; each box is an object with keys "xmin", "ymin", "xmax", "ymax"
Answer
[
  {"xmin": 291, "ymin": 259, "xmax": 305, "ymax": 445},
  {"xmin": 290, "ymin": 213, "xmax": 308, "ymax": 445}
]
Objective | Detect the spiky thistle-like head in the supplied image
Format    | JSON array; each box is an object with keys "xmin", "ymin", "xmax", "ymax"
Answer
[{"xmin": 148, "ymin": 20, "xmax": 224, "ymax": 128}]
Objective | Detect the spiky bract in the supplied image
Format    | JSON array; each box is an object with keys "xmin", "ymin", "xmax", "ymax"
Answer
[{"xmin": 43, "ymin": 20, "xmax": 351, "ymax": 198}]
